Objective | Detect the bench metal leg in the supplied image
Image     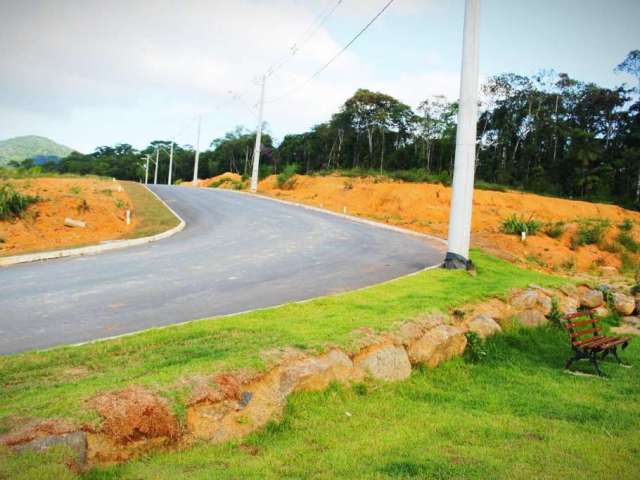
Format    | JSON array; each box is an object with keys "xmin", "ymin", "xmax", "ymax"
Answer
[{"xmin": 589, "ymin": 352, "xmax": 605, "ymax": 377}]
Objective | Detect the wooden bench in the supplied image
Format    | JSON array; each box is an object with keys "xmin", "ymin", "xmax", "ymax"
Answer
[{"xmin": 563, "ymin": 312, "xmax": 630, "ymax": 376}]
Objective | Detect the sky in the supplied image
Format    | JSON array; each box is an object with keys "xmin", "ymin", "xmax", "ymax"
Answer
[{"xmin": 0, "ymin": 0, "xmax": 639, "ymax": 153}]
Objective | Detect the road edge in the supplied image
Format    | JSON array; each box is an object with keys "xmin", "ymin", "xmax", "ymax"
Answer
[{"xmin": 0, "ymin": 185, "xmax": 186, "ymax": 268}]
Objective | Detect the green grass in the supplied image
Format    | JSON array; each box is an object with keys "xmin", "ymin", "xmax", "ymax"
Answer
[
  {"xmin": 120, "ymin": 181, "xmax": 180, "ymax": 238},
  {"xmin": 501, "ymin": 214, "xmax": 542, "ymax": 235},
  {"xmin": 0, "ymin": 183, "xmax": 40, "ymax": 221},
  {"xmin": 572, "ymin": 217, "xmax": 611, "ymax": 248},
  {"xmin": 5, "ymin": 325, "xmax": 637, "ymax": 480},
  {"xmin": 0, "ymin": 251, "xmax": 562, "ymax": 430}
]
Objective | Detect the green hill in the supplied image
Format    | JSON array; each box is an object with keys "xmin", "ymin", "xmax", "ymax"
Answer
[{"xmin": 0, "ymin": 135, "xmax": 74, "ymax": 166}]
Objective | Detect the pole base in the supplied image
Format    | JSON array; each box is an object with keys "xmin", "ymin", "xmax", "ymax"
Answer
[{"xmin": 443, "ymin": 252, "xmax": 474, "ymax": 271}]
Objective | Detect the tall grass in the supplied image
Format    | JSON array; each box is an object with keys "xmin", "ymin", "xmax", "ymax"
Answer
[
  {"xmin": 0, "ymin": 183, "xmax": 40, "ymax": 221},
  {"xmin": 571, "ymin": 217, "xmax": 610, "ymax": 248},
  {"xmin": 276, "ymin": 164, "xmax": 298, "ymax": 189},
  {"xmin": 501, "ymin": 214, "xmax": 542, "ymax": 235}
]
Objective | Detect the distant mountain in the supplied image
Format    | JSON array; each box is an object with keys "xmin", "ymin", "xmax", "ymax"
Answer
[{"xmin": 0, "ymin": 135, "xmax": 74, "ymax": 166}]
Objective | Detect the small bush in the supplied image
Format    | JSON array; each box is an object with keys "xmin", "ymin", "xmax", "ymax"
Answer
[
  {"xmin": 547, "ymin": 297, "xmax": 563, "ymax": 328},
  {"xmin": 276, "ymin": 164, "xmax": 298, "ymax": 190},
  {"xmin": 99, "ymin": 189, "xmax": 113, "ymax": 196},
  {"xmin": 544, "ymin": 221, "xmax": 566, "ymax": 239},
  {"xmin": 619, "ymin": 218, "xmax": 633, "ymax": 232},
  {"xmin": 620, "ymin": 252, "xmax": 640, "ymax": 275},
  {"xmin": 76, "ymin": 199, "xmax": 90, "ymax": 214},
  {"xmin": 571, "ymin": 217, "xmax": 610, "ymax": 248},
  {"xmin": 501, "ymin": 214, "xmax": 542, "ymax": 235},
  {"xmin": 617, "ymin": 231, "xmax": 639, "ymax": 253},
  {"xmin": 115, "ymin": 199, "xmax": 126, "ymax": 209},
  {"xmin": 463, "ymin": 332, "xmax": 487, "ymax": 363},
  {"xmin": 0, "ymin": 183, "xmax": 40, "ymax": 221},
  {"xmin": 561, "ymin": 256, "xmax": 576, "ymax": 272},
  {"xmin": 343, "ymin": 180, "xmax": 354, "ymax": 191},
  {"xmin": 69, "ymin": 186, "xmax": 81, "ymax": 195}
]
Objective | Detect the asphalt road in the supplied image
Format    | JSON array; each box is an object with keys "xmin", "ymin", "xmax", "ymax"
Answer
[{"xmin": 0, "ymin": 186, "xmax": 445, "ymax": 354}]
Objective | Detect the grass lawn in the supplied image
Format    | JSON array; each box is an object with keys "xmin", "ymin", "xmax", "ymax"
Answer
[
  {"xmin": 4, "ymin": 326, "xmax": 638, "ymax": 479},
  {"xmin": 120, "ymin": 181, "xmax": 180, "ymax": 238}
]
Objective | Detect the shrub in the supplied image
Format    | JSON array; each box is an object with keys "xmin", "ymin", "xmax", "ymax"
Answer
[
  {"xmin": 0, "ymin": 183, "xmax": 40, "ymax": 221},
  {"xmin": 463, "ymin": 332, "xmax": 487, "ymax": 363},
  {"xmin": 544, "ymin": 221, "xmax": 566, "ymax": 239},
  {"xmin": 619, "ymin": 218, "xmax": 633, "ymax": 232},
  {"xmin": 620, "ymin": 252, "xmax": 640, "ymax": 275},
  {"xmin": 501, "ymin": 214, "xmax": 542, "ymax": 235},
  {"xmin": 547, "ymin": 297, "xmax": 563, "ymax": 328},
  {"xmin": 69, "ymin": 186, "xmax": 81, "ymax": 195},
  {"xmin": 617, "ymin": 231, "xmax": 639, "ymax": 253},
  {"xmin": 571, "ymin": 217, "xmax": 610, "ymax": 248},
  {"xmin": 115, "ymin": 199, "xmax": 126, "ymax": 209},
  {"xmin": 343, "ymin": 180, "xmax": 354, "ymax": 191},
  {"xmin": 76, "ymin": 199, "xmax": 90, "ymax": 214},
  {"xmin": 276, "ymin": 164, "xmax": 298, "ymax": 190}
]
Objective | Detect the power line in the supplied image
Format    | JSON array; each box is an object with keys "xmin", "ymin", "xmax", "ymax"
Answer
[
  {"xmin": 265, "ymin": 0, "xmax": 343, "ymax": 80},
  {"xmin": 265, "ymin": 0, "xmax": 396, "ymax": 104}
]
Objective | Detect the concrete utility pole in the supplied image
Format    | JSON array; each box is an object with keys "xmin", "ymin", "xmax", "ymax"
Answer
[
  {"xmin": 250, "ymin": 75, "xmax": 266, "ymax": 193},
  {"xmin": 153, "ymin": 148, "xmax": 159, "ymax": 185},
  {"xmin": 168, "ymin": 141, "xmax": 174, "ymax": 185},
  {"xmin": 444, "ymin": 0, "xmax": 481, "ymax": 270},
  {"xmin": 192, "ymin": 115, "xmax": 201, "ymax": 185},
  {"xmin": 144, "ymin": 155, "xmax": 150, "ymax": 184}
]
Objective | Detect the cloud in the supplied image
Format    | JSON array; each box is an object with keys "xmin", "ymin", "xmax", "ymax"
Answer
[{"xmin": 0, "ymin": 0, "xmax": 458, "ymax": 150}]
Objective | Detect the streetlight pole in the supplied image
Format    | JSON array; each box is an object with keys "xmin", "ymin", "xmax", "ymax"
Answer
[
  {"xmin": 153, "ymin": 148, "xmax": 159, "ymax": 185},
  {"xmin": 192, "ymin": 115, "xmax": 201, "ymax": 185},
  {"xmin": 444, "ymin": 0, "xmax": 481, "ymax": 270},
  {"xmin": 168, "ymin": 141, "xmax": 174, "ymax": 185},
  {"xmin": 144, "ymin": 154, "xmax": 150, "ymax": 185},
  {"xmin": 250, "ymin": 75, "xmax": 266, "ymax": 193}
]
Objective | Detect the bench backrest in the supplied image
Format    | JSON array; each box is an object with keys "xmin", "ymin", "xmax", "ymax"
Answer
[{"xmin": 563, "ymin": 312, "xmax": 603, "ymax": 348}]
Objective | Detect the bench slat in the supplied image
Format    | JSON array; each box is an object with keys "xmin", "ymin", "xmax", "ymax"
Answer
[
  {"xmin": 565, "ymin": 318, "xmax": 597, "ymax": 329},
  {"xmin": 570, "ymin": 327, "xmax": 602, "ymax": 338}
]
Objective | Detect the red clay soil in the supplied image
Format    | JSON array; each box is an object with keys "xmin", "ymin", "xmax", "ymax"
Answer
[
  {"xmin": 90, "ymin": 386, "xmax": 178, "ymax": 444},
  {"xmin": 197, "ymin": 172, "xmax": 640, "ymax": 273},
  {"xmin": 0, "ymin": 177, "xmax": 135, "ymax": 256}
]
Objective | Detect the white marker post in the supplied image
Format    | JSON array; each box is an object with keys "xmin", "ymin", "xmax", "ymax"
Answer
[{"xmin": 444, "ymin": 0, "xmax": 481, "ymax": 270}]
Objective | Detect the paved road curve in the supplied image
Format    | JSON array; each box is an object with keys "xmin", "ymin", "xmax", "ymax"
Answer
[{"xmin": 0, "ymin": 186, "xmax": 445, "ymax": 354}]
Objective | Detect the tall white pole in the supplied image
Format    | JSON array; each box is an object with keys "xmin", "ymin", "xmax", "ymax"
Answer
[
  {"xmin": 250, "ymin": 75, "xmax": 266, "ymax": 193},
  {"xmin": 153, "ymin": 148, "xmax": 159, "ymax": 185},
  {"xmin": 192, "ymin": 115, "xmax": 201, "ymax": 185},
  {"xmin": 168, "ymin": 141, "xmax": 174, "ymax": 185},
  {"xmin": 444, "ymin": 0, "xmax": 481, "ymax": 270},
  {"xmin": 144, "ymin": 155, "xmax": 150, "ymax": 184}
]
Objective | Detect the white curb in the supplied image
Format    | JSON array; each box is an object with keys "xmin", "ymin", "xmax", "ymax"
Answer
[{"xmin": 0, "ymin": 185, "xmax": 185, "ymax": 268}]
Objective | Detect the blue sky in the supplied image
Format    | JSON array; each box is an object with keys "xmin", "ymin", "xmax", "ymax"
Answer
[{"xmin": 0, "ymin": 0, "xmax": 638, "ymax": 153}]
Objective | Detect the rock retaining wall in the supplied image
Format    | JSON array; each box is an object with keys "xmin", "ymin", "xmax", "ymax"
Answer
[{"xmin": 3, "ymin": 282, "xmax": 639, "ymax": 470}]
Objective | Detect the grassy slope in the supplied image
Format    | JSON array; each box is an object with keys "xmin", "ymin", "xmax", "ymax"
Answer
[
  {"xmin": 3, "ymin": 326, "xmax": 638, "ymax": 479},
  {"xmin": 120, "ymin": 181, "xmax": 180, "ymax": 238},
  {"xmin": 0, "ymin": 251, "xmax": 561, "ymax": 429},
  {"xmin": 85, "ymin": 327, "xmax": 640, "ymax": 480}
]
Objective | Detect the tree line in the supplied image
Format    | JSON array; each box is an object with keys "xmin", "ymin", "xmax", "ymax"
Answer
[{"xmin": 18, "ymin": 50, "xmax": 640, "ymax": 208}]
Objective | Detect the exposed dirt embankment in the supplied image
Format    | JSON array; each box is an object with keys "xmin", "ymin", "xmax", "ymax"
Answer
[
  {"xmin": 246, "ymin": 174, "xmax": 640, "ymax": 273},
  {"xmin": 0, "ymin": 177, "xmax": 135, "ymax": 256}
]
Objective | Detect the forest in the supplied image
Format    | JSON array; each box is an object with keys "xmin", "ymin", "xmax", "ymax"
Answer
[{"xmin": 14, "ymin": 50, "xmax": 640, "ymax": 208}]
